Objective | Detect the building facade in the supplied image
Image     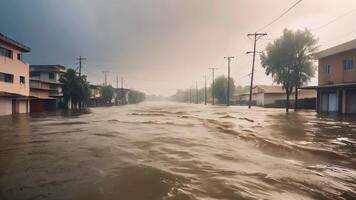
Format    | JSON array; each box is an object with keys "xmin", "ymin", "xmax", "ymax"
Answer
[
  {"xmin": 236, "ymin": 85, "xmax": 316, "ymax": 108},
  {"xmin": 29, "ymin": 65, "xmax": 65, "ymax": 112},
  {"xmin": 305, "ymin": 39, "xmax": 356, "ymax": 114},
  {"xmin": 0, "ymin": 33, "xmax": 31, "ymax": 116}
]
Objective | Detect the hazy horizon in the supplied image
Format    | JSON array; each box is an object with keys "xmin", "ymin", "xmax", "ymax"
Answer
[{"xmin": 1, "ymin": 0, "xmax": 355, "ymax": 96}]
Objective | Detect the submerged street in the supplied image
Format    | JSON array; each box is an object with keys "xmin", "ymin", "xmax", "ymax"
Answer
[{"xmin": 0, "ymin": 102, "xmax": 355, "ymax": 200}]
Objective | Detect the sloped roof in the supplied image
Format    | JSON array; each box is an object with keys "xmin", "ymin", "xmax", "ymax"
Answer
[
  {"xmin": 316, "ymin": 39, "xmax": 356, "ymax": 59},
  {"xmin": 255, "ymin": 85, "xmax": 285, "ymax": 94},
  {"xmin": 0, "ymin": 33, "xmax": 31, "ymax": 52}
]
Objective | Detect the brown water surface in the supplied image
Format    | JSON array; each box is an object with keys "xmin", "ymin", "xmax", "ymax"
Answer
[{"xmin": 0, "ymin": 102, "xmax": 355, "ymax": 200}]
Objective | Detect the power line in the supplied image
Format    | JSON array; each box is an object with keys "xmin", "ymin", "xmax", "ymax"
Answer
[
  {"xmin": 312, "ymin": 9, "xmax": 355, "ymax": 31},
  {"xmin": 257, "ymin": 0, "xmax": 303, "ymax": 31}
]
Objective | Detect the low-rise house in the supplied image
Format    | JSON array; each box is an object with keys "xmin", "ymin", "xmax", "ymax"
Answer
[
  {"xmin": 303, "ymin": 39, "xmax": 356, "ymax": 114},
  {"xmin": 0, "ymin": 33, "xmax": 31, "ymax": 115},
  {"xmin": 236, "ymin": 85, "xmax": 316, "ymax": 108},
  {"xmin": 29, "ymin": 65, "xmax": 65, "ymax": 112}
]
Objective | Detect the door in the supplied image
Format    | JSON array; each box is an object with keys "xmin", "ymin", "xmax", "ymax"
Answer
[
  {"xmin": 321, "ymin": 93, "xmax": 328, "ymax": 112},
  {"xmin": 346, "ymin": 90, "xmax": 356, "ymax": 114},
  {"xmin": 328, "ymin": 93, "xmax": 337, "ymax": 112}
]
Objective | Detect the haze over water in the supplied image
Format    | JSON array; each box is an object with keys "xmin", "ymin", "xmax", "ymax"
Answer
[{"xmin": 0, "ymin": 102, "xmax": 355, "ymax": 200}]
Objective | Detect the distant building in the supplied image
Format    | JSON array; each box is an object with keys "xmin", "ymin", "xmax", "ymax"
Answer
[
  {"xmin": 0, "ymin": 33, "xmax": 31, "ymax": 116},
  {"xmin": 236, "ymin": 85, "xmax": 316, "ymax": 108},
  {"xmin": 29, "ymin": 65, "xmax": 66, "ymax": 112},
  {"xmin": 303, "ymin": 39, "xmax": 356, "ymax": 114},
  {"xmin": 114, "ymin": 88, "xmax": 129, "ymax": 105},
  {"xmin": 89, "ymin": 85, "xmax": 102, "ymax": 107}
]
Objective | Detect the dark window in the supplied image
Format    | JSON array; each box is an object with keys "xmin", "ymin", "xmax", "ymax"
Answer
[
  {"xmin": 0, "ymin": 73, "xmax": 14, "ymax": 83},
  {"xmin": 30, "ymin": 71, "xmax": 40, "ymax": 77},
  {"xmin": 17, "ymin": 53, "xmax": 22, "ymax": 60},
  {"xmin": 49, "ymin": 72, "xmax": 55, "ymax": 79},
  {"xmin": 343, "ymin": 59, "xmax": 354, "ymax": 71},
  {"xmin": 20, "ymin": 76, "xmax": 25, "ymax": 84},
  {"xmin": 325, "ymin": 64, "xmax": 331, "ymax": 74},
  {"xmin": 0, "ymin": 47, "xmax": 13, "ymax": 59}
]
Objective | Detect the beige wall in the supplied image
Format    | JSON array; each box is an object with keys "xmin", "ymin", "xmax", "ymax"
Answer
[
  {"xmin": 0, "ymin": 98, "xmax": 12, "ymax": 115},
  {"xmin": 0, "ymin": 41, "xmax": 29, "ymax": 96},
  {"xmin": 318, "ymin": 49, "xmax": 356, "ymax": 85}
]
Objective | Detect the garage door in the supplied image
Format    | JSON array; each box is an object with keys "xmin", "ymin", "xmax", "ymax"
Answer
[
  {"xmin": 346, "ymin": 90, "xmax": 356, "ymax": 114},
  {"xmin": 328, "ymin": 93, "xmax": 338, "ymax": 112}
]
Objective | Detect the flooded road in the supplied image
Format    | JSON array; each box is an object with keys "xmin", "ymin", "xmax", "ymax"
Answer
[{"xmin": 0, "ymin": 102, "xmax": 355, "ymax": 200}]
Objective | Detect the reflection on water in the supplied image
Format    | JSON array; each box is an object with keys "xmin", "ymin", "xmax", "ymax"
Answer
[{"xmin": 0, "ymin": 102, "xmax": 355, "ymax": 200}]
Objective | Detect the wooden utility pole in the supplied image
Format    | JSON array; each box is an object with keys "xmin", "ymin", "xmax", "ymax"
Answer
[
  {"xmin": 189, "ymin": 88, "xmax": 192, "ymax": 103},
  {"xmin": 247, "ymin": 32, "xmax": 267, "ymax": 108},
  {"xmin": 208, "ymin": 67, "xmax": 218, "ymax": 105},
  {"xmin": 204, "ymin": 75, "xmax": 207, "ymax": 105},
  {"xmin": 195, "ymin": 82, "xmax": 198, "ymax": 104},
  {"xmin": 102, "ymin": 71, "xmax": 109, "ymax": 86},
  {"xmin": 224, "ymin": 56, "xmax": 234, "ymax": 106},
  {"xmin": 76, "ymin": 56, "xmax": 87, "ymax": 77}
]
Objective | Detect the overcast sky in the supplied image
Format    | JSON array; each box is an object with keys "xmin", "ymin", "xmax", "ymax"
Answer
[{"xmin": 1, "ymin": 0, "xmax": 355, "ymax": 96}]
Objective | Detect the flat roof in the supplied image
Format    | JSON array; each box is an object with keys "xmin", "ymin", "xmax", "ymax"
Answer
[
  {"xmin": 0, "ymin": 33, "xmax": 31, "ymax": 52},
  {"xmin": 301, "ymin": 82, "xmax": 356, "ymax": 89},
  {"xmin": 316, "ymin": 39, "xmax": 356, "ymax": 59}
]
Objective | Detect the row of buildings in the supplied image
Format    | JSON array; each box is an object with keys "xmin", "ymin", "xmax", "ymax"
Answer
[
  {"xmin": 236, "ymin": 39, "xmax": 356, "ymax": 114},
  {"xmin": 0, "ymin": 33, "xmax": 129, "ymax": 116}
]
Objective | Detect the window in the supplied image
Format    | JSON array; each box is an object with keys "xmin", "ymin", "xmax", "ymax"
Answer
[
  {"xmin": 48, "ymin": 72, "xmax": 55, "ymax": 79},
  {"xmin": 325, "ymin": 64, "xmax": 331, "ymax": 74},
  {"xmin": 30, "ymin": 71, "xmax": 40, "ymax": 77},
  {"xmin": 343, "ymin": 59, "xmax": 354, "ymax": 71},
  {"xmin": 0, "ymin": 73, "xmax": 14, "ymax": 83},
  {"xmin": 20, "ymin": 76, "xmax": 25, "ymax": 85},
  {"xmin": 17, "ymin": 53, "xmax": 22, "ymax": 61},
  {"xmin": 0, "ymin": 47, "xmax": 13, "ymax": 59}
]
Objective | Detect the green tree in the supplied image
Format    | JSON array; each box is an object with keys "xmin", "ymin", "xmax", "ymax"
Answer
[
  {"xmin": 60, "ymin": 69, "xmax": 90, "ymax": 109},
  {"xmin": 211, "ymin": 76, "xmax": 235, "ymax": 104},
  {"xmin": 128, "ymin": 90, "xmax": 146, "ymax": 104},
  {"xmin": 101, "ymin": 85, "xmax": 114, "ymax": 105},
  {"xmin": 260, "ymin": 28, "xmax": 317, "ymax": 112}
]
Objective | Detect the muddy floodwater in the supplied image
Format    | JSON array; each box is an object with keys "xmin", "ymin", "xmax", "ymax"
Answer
[{"xmin": 0, "ymin": 102, "xmax": 355, "ymax": 200}]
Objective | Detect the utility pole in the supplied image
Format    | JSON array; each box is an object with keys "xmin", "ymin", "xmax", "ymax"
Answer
[
  {"xmin": 102, "ymin": 71, "xmax": 109, "ymax": 86},
  {"xmin": 204, "ymin": 75, "xmax": 207, "ymax": 105},
  {"xmin": 76, "ymin": 56, "xmax": 87, "ymax": 77},
  {"xmin": 224, "ymin": 56, "xmax": 234, "ymax": 106},
  {"xmin": 189, "ymin": 88, "xmax": 192, "ymax": 103},
  {"xmin": 208, "ymin": 67, "xmax": 218, "ymax": 105},
  {"xmin": 247, "ymin": 32, "xmax": 267, "ymax": 109},
  {"xmin": 195, "ymin": 82, "xmax": 198, "ymax": 104},
  {"xmin": 116, "ymin": 74, "xmax": 119, "ymax": 89}
]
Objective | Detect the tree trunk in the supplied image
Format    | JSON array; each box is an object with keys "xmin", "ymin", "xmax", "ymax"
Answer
[
  {"xmin": 294, "ymin": 86, "xmax": 298, "ymax": 111},
  {"xmin": 286, "ymin": 89, "xmax": 290, "ymax": 112}
]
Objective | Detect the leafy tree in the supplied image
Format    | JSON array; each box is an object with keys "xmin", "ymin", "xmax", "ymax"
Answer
[
  {"xmin": 128, "ymin": 90, "xmax": 146, "ymax": 104},
  {"xmin": 101, "ymin": 85, "xmax": 114, "ymax": 105},
  {"xmin": 211, "ymin": 76, "xmax": 235, "ymax": 104},
  {"xmin": 260, "ymin": 28, "xmax": 317, "ymax": 112},
  {"xmin": 60, "ymin": 69, "xmax": 90, "ymax": 109}
]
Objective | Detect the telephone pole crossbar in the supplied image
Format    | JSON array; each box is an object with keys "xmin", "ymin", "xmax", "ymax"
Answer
[{"xmin": 247, "ymin": 32, "xmax": 267, "ymax": 109}]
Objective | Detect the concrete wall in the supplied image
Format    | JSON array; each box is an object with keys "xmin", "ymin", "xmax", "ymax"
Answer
[
  {"xmin": 0, "ymin": 98, "xmax": 12, "ymax": 115},
  {"xmin": 0, "ymin": 42, "xmax": 29, "ymax": 96},
  {"xmin": 318, "ymin": 49, "xmax": 356, "ymax": 85}
]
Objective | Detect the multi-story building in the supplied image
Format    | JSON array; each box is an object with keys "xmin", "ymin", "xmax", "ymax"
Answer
[
  {"xmin": 0, "ymin": 33, "xmax": 31, "ymax": 116},
  {"xmin": 305, "ymin": 39, "xmax": 356, "ymax": 114},
  {"xmin": 29, "ymin": 65, "xmax": 66, "ymax": 112}
]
